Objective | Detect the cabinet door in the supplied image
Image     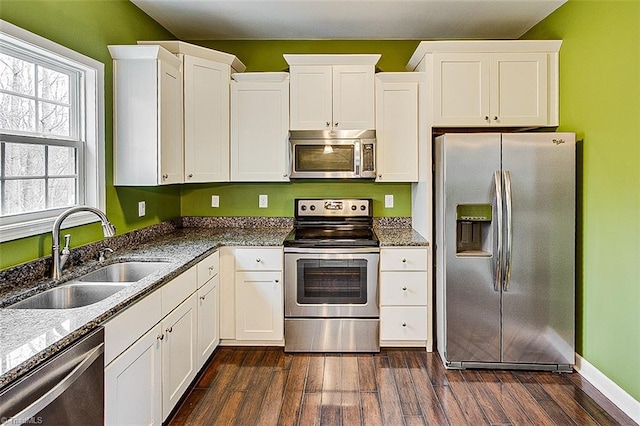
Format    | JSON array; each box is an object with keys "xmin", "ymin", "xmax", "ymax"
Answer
[
  {"xmin": 235, "ymin": 271, "xmax": 283, "ymax": 341},
  {"xmin": 289, "ymin": 65, "xmax": 332, "ymax": 130},
  {"xmin": 162, "ymin": 294, "xmax": 198, "ymax": 420},
  {"xmin": 375, "ymin": 79, "xmax": 419, "ymax": 182},
  {"xmin": 490, "ymin": 53, "xmax": 548, "ymax": 126},
  {"xmin": 105, "ymin": 324, "xmax": 162, "ymax": 426},
  {"xmin": 433, "ymin": 53, "xmax": 490, "ymax": 126},
  {"xmin": 333, "ymin": 65, "xmax": 375, "ymax": 130},
  {"xmin": 184, "ymin": 55, "xmax": 230, "ymax": 182},
  {"xmin": 197, "ymin": 275, "xmax": 219, "ymax": 366},
  {"xmin": 231, "ymin": 80, "xmax": 290, "ymax": 181},
  {"xmin": 159, "ymin": 59, "xmax": 184, "ymax": 184}
]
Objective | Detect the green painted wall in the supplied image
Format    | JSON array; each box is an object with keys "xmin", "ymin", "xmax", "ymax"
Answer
[
  {"xmin": 0, "ymin": 1, "xmax": 180, "ymax": 269},
  {"xmin": 524, "ymin": 0, "xmax": 640, "ymax": 401},
  {"xmin": 182, "ymin": 181, "xmax": 412, "ymax": 217}
]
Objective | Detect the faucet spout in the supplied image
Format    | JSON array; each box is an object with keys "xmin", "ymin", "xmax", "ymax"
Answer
[{"xmin": 52, "ymin": 206, "xmax": 116, "ymax": 280}]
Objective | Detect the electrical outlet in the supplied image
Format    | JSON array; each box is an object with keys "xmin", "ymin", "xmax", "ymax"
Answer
[
  {"xmin": 385, "ymin": 194, "xmax": 394, "ymax": 208},
  {"xmin": 259, "ymin": 194, "xmax": 268, "ymax": 208},
  {"xmin": 138, "ymin": 201, "xmax": 146, "ymax": 217},
  {"xmin": 211, "ymin": 195, "xmax": 219, "ymax": 208}
]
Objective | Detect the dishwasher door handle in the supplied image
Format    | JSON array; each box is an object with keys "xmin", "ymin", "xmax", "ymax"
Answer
[{"xmin": 5, "ymin": 343, "xmax": 104, "ymax": 425}]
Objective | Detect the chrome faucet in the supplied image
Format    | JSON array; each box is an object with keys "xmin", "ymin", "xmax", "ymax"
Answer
[{"xmin": 52, "ymin": 206, "xmax": 116, "ymax": 280}]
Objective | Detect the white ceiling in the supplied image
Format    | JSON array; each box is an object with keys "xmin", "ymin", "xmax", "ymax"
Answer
[{"xmin": 130, "ymin": 0, "xmax": 566, "ymax": 40}]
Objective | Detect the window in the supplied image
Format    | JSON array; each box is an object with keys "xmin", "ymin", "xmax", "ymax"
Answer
[{"xmin": 0, "ymin": 20, "xmax": 104, "ymax": 242}]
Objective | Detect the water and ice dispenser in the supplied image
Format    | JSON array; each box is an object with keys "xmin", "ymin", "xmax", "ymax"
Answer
[{"xmin": 456, "ymin": 204, "xmax": 493, "ymax": 256}]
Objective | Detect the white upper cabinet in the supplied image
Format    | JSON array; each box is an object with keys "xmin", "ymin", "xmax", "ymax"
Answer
[
  {"xmin": 109, "ymin": 45, "xmax": 184, "ymax": 186},
  {"xmin": 408, "ymin": 41, "xmax": 560, "ymax": 127},
  {"xmin": 375, "ymin": 73, "xmax": 425, "ymax": 182},
  {"xmin": 285, "ymin": 54, "xmax": 380, "ymax": 130},
  {"xmin": 230, "ymin": 73, "xmax": 290, "ymax": 182},
  {"xmin": 138, "ymin": 41, "xmax": 246, "ymax": 183}
]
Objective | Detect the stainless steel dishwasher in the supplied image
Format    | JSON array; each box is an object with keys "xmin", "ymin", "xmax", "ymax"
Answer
[{"xmin": 0, "ymin": 328, "xmax": 104, "ymax": 425}]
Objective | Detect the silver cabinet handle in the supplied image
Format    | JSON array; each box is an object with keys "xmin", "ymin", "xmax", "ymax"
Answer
[
  {"xmin": 402, "ymin": 286, "xmax": 407, "ymax": 291},
  {"xmin": 493, "ymin": 116, "xmax": 499, "ymax": 121},
  {"xmin": 256, "ymin": 258, "xmax": 261, "ymax": 263},
  {"xmin": 485, "ymin": 116, "xmax": 490, "ymax": 122},
  {"xmin": 208, "ymin": 266, "xmax": 214, "ymax": 272},
  {"xmin": 166, "ymin": 327, "xmax": 173, "ymax": 333},
  {"xmin": 334, "ymin": 122, "xmax": 339, "ymax": 127},
  {"xmin": 200, "ymin": 295, "xmax": 206, "ymax": 301},
  {"xmin": 157, "ymin": 333, "xmax": 164, "ymax": 340},
  {"xmin": 401, "ymin": 258, "xmax": 407, "ymax": 263},
  {"xmin": 326, "ymin": 121, "xmax": 331, "ymax": 127},
  {"xmin": 402, "ymin": 323, "xmax": 407, "ymax": 327},
  {"xmin": 275, "ymin": 279, "xmax": 279, "ymax": 283},
  {"xmin": 162, "ymin": 174, "xmax": 168, "ymax": 180},
  {"xmin": 188, "ymin": 174, "xmax": 193, "ymax": 178}
]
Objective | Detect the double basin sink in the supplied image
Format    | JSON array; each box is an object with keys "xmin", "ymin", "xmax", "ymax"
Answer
[{"xmin": 8, "ymin": 261, "xmax": 169, "ymax": 310}]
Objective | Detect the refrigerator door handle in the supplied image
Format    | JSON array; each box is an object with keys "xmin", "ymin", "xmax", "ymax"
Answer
[
  {"xmin": 503, "ymin": 170, "xmax": 513, "ymax": 291},
  {"xmin": 494, "ymin": 170, "xmax": 503, "ymax": 292}
]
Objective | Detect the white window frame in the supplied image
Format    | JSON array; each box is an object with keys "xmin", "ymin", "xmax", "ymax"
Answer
[{"xmin": 0, "ymin": 20, "xmax": 105, "ymax": 243}]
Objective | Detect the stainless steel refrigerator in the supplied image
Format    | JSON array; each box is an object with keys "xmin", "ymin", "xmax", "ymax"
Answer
[{"xmin": 434, "ymin": 132, "xmax": 575, "ymax": 371}]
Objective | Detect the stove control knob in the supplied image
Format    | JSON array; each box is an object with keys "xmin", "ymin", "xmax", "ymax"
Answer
[
  {"xmin": 310, "ymin": 205, "xmax": 316, "ymax": 211},
  {"xmin": 300, "ymin": 205, "xmax": 307, "ymax": 211},
  {"xmin": 360, "ymin": 205, "xmax": 366, "ymax": 211},
  {"xmin": 351, "ymin": 205, "xmax": 357, "ymax": 211}
]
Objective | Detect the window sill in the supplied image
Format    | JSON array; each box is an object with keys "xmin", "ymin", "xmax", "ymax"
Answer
[{"xmin": 0, "ymin": 211, "xmax": 103, "ymax": 243}]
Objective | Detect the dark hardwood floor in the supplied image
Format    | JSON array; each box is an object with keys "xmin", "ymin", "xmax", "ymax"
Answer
[{"xmin": 168, "ymin": 347, "xmax": 636, "ymax": 426}]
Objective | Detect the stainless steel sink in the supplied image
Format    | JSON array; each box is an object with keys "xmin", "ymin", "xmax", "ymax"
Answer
[
  {"xmin": 8, "ymin": 283, "xmax": 128, "ymax": 309},
  {"xmin": 77, "ymin": 261, "xmax": 169, "ymax": 283}
]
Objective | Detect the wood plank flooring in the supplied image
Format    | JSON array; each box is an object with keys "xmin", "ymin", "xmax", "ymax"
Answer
[{"xmin": 168, "ymin": 347, "xmax": 636, "ymax": 426}]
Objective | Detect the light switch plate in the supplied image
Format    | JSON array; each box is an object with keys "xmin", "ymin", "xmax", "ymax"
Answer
[
  {"xmin": 385, "ymin": 194, "xmax": 394, "ymax": 208},
  {"xmin": 211, "ymin": 195, "xmax": 219, "ymax": 208},
  {"xmin": 259, "ymin": 194, "xmax": 268, "ymax": 208},
  {"xmin": 138, "ymin": 201, "xmax": 146, "ymax": 217}
]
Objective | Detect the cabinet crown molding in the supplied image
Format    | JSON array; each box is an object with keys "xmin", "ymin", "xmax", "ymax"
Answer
[
  {"xmin": 137, "ymin": 40, "xmax": 246, "ymax": 73},
  {"xmin": 284, "ymin": 53, "xmax": 381, "ymax": 66},
  {"xmin": 108, "ymin": 44, "xmax": 181, "ymax": 67},
  {"xmin": 406, "ymin": 40, "xmax": 562, "ymax": 71},
  {"xmin": 232, "ymin": 72, "xmax": 289, "ymax": 82}
]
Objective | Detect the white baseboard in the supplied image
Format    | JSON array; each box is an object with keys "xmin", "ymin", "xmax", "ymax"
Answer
[{"xmin": 575, "ymin": 354, "xmax": 640, "ymax": 424}]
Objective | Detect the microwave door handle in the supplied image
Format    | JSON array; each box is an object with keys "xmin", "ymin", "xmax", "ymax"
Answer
[{"xmin": 354, "ymin": 141, "xmax": 361, "ymax": 175}]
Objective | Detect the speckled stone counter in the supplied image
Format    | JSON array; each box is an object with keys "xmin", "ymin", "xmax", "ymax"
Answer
[
  {"xmin": 0, "ymin": 224, "xmax": 292, "ymax": 389},
  {"xmin": 374, "ymin": 217, "xmax": 430, "ymax": 247}
]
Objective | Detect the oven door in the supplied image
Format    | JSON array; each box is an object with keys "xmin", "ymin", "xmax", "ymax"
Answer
[{"xmin": 284, "ymin": 248, "xmax": 379, "ymax": 318}]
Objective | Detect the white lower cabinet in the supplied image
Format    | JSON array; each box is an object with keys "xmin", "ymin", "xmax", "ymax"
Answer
[
  {"xmin": 105, "ymin": 250, "xmax": 221, "ymax": 424},
  {"xmin": 105, "ymin": 324, "xmax": 163, "ymax": 426},
  {"xmin": 235, "ymin": 271, "xmax": 283, "ymax": 341},
  {"xmin": 197, "ymin": 275, "xmax": 220, "ymax": 364},
  {"xmin": 379, "ymin": 247, "xmax": 432, "ymax": 350},
  {"xmin": 162, "ymin": 294, "xmax": 198, "ymax": 420},
  {"xmin": 225, "ymin": 247, "xmax": 284, "ymax": 343}
]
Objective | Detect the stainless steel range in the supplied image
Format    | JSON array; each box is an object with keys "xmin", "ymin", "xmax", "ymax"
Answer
[{"xmin": 284, "ymin": 198, "xmax": 380, "ymax": 352}]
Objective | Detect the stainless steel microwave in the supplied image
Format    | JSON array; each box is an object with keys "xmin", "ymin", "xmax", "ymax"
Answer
[{"xmin": 289, "ymin": 130, "xmax": 376, "ymax": 179}]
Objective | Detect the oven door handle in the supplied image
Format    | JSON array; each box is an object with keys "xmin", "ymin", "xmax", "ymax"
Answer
[{"xmin": 284, "ymin": 247, "xmax": 380, "ymax": 254}]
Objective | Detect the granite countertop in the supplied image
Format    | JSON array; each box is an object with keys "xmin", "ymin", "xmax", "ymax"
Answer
[
  {"xmin": 0, "ymin": 222, "xmax": 427, "ymax": 388},
  {"xmin": 0, "ymin": 226, "xmax": 290, "ymax": 389},
  {"xmin": 375, "ymin": 227, "xmax": 429, "ymax": 247}
]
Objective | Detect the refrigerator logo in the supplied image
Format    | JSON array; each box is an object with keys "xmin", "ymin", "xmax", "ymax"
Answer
[{"xmin": 552, "ymin": 139, "xmax": 566, "ymax": 145}]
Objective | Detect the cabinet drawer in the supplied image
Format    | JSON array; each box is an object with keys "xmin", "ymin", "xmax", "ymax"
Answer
[
  {"xmin": 380, "ymin": 307, "xmax": 427, "ymax": 341},
  {"xmin": 162, "ymin": 266, "xmax": 197, "ymax": 317},
  {"xmin": 380, "ymin": 248, "xmax": 428, "ymax": 271},
  {"xmin": 380, "ymin": 271, "xmax": 428, "ymax": 306},
  {"xmin": 235, "ymin": 248, "xmax": 283, "ymax": 271},
  {"xmin": 104, "ymin": 290, "xmax": 161, "ymax": 366},
  {"xmin": 197, "ymin": 250, "xmax": 219, "ymax": 288}
]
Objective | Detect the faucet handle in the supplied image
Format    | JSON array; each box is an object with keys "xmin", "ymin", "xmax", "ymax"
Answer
[
  {"xmin": 62, "ymin": 234, "xmax": 71, "ymax": 252},
  {"xmin": 99, "ymin": 247, "xmax": 114, "ymax": 263}
]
